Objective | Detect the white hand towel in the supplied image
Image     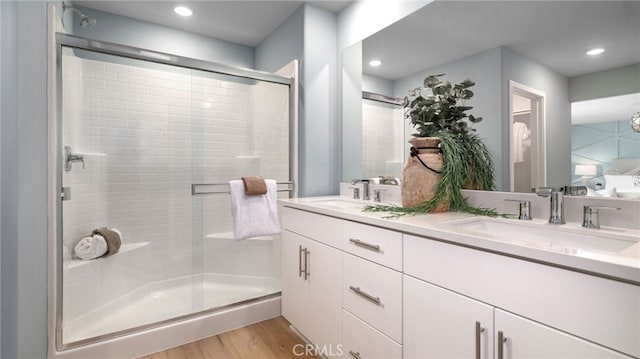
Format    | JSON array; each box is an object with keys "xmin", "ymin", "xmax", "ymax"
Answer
[
  {"xmin": 74, "ymin": 235, "xmax": 108, "ymax": 260},
  {"xmin": 230, "ymin": 179, "xmax": 281, "ymax": 240}
]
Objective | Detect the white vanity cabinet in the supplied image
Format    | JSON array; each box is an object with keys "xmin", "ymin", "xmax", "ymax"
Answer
[
  {"xmin": 403, "ymin": 275, "xmax": 494, "ymax": 359},
  {"xmin": 494, "ymin": 309, "xmax": 631, "ymax": 359},
  {"xmin": 404, "ymin": 276, "xmax": 630, "ymax": 359},
  {"xmin": 281, "ymin": 203, "xmax": 639, "ymax": 359},
  {"xmin": 282, "ymin": 208, "xmax": 343, "ymax": 357},
  {"xmin": 404, "ymin": 234, "xmax": 639, "ymax": 358}
]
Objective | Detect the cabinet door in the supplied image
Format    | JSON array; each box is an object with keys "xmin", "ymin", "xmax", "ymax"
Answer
[
  {"xmin": 281, "ymin": 230, "xmax": 308, "ymax": 335},
  {"xmin": 306, "ymin": 238, "xmax": 343, "ymax": 358},
  {"xmin": 495, "ymin": 309, "xmax": 632, "ymax": 359},
  {"xmin": 404, "ymin": 276, "xmax": 494, "ymax": 359}
]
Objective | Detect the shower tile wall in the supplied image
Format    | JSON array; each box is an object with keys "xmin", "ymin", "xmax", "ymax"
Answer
[
  {"xmin": 62, "ymin": 54, "xmax": 288, "ymax": 325},
  {"xmin": 362, "ymin": 101, "xmax": 404, "ymax": 179}
]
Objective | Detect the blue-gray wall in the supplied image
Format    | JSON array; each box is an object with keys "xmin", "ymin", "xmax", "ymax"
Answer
[
  {"xmin": 502, "ymin": 47, "xmax": 571, "ymax": 188},
  {"xmin": 1, "ymin": 2, "xmax": 48, "ymax": 359},
  {"xmin": 302, "ymin": 5, "xmax": 338, "ymax": 196},
  {"xmin": 569, "ymin": 64, "xmax": 640, "ymax": 102},
  {"xmin": 73, "ymin": 6, "xmax": 254, "ymax": 68},
  {"xmin": 255, "ymin": 6, "xmax": 303, "ymax": 73},
  {"xmin": 393, "ymin": 48, "xmax": 504, "ymax": 188}
]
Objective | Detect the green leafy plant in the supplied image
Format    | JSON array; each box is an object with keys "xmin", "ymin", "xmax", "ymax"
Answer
[
  {"xmin": 404, "ymin": 74, "xmax": 483, "ymax": 138},
  {"xmin": 364, "ymin": 74, "xmax": 503, "ymax": 218}
]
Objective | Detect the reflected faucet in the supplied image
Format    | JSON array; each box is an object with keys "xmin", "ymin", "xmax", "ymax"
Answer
[
  {"xmin": 351, "ymin": 179, "xmax": 370, "ymax": 200},
  {"xmin": 535, "ymin": 187, "xmax": 565, "ymax": 224}
]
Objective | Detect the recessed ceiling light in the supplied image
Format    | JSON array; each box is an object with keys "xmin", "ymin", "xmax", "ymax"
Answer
[
  {"xmin": 586, "ymin": 48, "xmax": 604, "ymax": 56},
  {"xmin": 369, "ymin": 59, "xmax": 382, "ymax": 67},
  {"xmin": 173, "ymin": 5, "xmax": 192, "ymax": 17}
]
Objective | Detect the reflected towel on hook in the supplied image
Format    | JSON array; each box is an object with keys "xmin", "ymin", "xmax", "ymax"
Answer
[{"xmin": 230, "ymin": 179, "xmax": 281, "ymax": 240}]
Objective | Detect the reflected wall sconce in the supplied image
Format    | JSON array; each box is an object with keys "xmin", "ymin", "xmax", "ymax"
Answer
[{"xmin": 575, "ymin": 164, "xmax": 597, "ymax": 187}]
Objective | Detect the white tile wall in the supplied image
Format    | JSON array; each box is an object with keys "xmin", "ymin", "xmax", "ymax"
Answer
[
  {"xmin": 61, "ymin": 53, "xmax": 289, "ymax": 333},
  {"xmin": 362, "ymin": 101, "xmax": 404, "ymax": 179}
]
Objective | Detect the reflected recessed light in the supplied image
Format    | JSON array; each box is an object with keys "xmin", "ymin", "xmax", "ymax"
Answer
[
  {"xmin": 586, "ymin": 48, "xmax": 604, "ymax": 56},
  {"xmin": 173, "ymin": 5, "xmax": 193, "ymax": 17},
  {"xmin": 369, "ymin": 59, "xmax": 382, "ymax": 67}
]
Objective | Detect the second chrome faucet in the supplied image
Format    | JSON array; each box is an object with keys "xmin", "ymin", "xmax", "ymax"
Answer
[{"xmin": 535, "ymin": 187, "xmax": 565, "ymax": 224}]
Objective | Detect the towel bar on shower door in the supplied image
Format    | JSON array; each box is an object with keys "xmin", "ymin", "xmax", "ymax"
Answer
[{"xmin": 191, "ymin": 181, "xmax": 294, "ymax": 196}]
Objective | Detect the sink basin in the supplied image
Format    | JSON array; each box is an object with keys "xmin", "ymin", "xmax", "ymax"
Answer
[
  {"xmin": 307, "ymin": 198, "xmax": 366, "ymax": 210},
  {"xmin": 447, "ymin": 218, "xmax": 638, "ymax": 254}
]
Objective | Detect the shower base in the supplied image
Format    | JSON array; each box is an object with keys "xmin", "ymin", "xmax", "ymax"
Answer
[{"xmin": 62, "ymin": 273, "xmax": 280, "ymax": 344}]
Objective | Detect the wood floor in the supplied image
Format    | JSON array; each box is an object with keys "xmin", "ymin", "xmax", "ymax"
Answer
[{"xmin": 139, "ymin": 317, "xmax": 318, "ymax": 359}]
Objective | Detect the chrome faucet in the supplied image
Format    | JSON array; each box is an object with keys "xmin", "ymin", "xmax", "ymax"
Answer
[
  {"xmin": 582, "ymin": 205, "xmax": 621, "ymax": 229},
  {"xmin": 351, "ymin": 179, "xmax": 370, "ymax": 200},
  {"xmin": 535, "ymin": 187, "xmax": 565, "ymax": 224}
]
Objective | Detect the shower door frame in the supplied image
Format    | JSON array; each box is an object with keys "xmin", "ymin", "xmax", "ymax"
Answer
[{"xmin": 51, "ymin": 33, "xmax": 297, "ymax": 351}]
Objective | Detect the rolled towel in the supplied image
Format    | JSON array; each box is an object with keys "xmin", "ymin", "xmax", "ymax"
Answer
[
  {"xmin": 241, "ymin": 176, "xmax": 268, "ymax": 196},
  {"xmin": 74, "ymin": 235, "xmax": 108, "ymax": 260},
  {"xmin": 91, "ymin": 227, "xmax": 122, "ymax": 257}
]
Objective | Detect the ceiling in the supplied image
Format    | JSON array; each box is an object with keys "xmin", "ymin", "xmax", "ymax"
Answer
[
  {"xmin": 362, "ymin": 1, "xmax": 640, "ymax": 80},
  {"xmin": 74, "ymin": 1, "xmax": 353, "ymax": 47}
]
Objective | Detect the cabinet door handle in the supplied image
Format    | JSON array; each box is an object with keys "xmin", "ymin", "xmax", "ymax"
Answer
[
  {"xmin": 497, "ymin": 330, "xmax": 507, "ymax": 359},
  {"xmin": 298, "ymin": 245, "xmax": 304, "ymax": 277},
  {"xmin": 349, "ymin": 285, "xmax": 381, "ymax": 304},
  {"xmin": 349, "ymin": 350, "xmax": 362, "ymax": 359},
  {"xmin": 349, "ymin": 238, "xmax": 381, "ymax": 252},
  {"xmin": 475, "ymin": 321, "xmax": 485, "ymax": 359},
  {"xmin": 304, "ymin": 248, "xmax": 310, "ymax": 280}
]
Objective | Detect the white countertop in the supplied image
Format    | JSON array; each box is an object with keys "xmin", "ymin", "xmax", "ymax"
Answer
[{"xmin": 280, "ymin": 196, "xmax": 640, "ymax": 285}]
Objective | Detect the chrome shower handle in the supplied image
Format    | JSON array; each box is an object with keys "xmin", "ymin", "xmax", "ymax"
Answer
[{"xmin": 64, "ymin": 145, "xmax": 85, "ymax": 172}]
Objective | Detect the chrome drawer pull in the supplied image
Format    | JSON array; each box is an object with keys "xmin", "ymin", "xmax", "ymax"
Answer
[
  {"xmin": 349, "ymin": 285, "xmax": 381, "ymax": 304},
  {"xmin": 497, "ymin": 331, "xmax": 507, "ymax": 359},
  {"xmin": 349, "ymin": 238, "xmax": 381, "ymax": 252},
  {"xmin": 298, "ymin": 245, "xmax": 304, "ymax": 277},
  {"xmin": 349, "ymin": 350, "xmax": 362, "ymax": 359},
  {"xmin": 475, "ymin": 321, "xmax": 485, "ymax": 359}
]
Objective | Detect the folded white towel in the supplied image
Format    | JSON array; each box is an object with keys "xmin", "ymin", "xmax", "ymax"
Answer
[
  {"xmin": 230, "ymin": 179, "xmax": 281, "ymax": 240},
  {"xmin": 74, "ymin": 235, "xmax": 108, "ymax": 260}
]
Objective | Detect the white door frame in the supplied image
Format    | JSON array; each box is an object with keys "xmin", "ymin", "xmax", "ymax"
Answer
[{"xmin": 508, "ymin": 81, "xmax": 546, "ymax": 191}]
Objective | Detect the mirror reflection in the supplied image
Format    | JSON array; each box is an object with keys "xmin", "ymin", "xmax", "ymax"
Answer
[{"xmin": 343, "ymin": 0, "xmax": 639, "ymax": 198}]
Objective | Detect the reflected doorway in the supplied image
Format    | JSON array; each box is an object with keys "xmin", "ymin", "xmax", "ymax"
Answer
[{"xmin": 509, "ymin": 81, "xmax": 546, "ymax": 192}]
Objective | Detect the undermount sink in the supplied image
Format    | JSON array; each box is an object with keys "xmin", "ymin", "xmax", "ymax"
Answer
[
  {"xmin": 307, "ymin": 198, "xmax": 367, "ymax": 210},
  {"xmin": 447, "ymin": 218, "xmax": 639, "ymax": 254}
]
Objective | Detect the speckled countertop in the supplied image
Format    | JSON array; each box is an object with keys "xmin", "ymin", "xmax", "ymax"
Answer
[{"xmin": 280, "ymin": 196, "xmax": 640, "ymax": 285}]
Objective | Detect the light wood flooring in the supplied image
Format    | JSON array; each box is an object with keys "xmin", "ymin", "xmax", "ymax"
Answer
[{"xmin": 139, "ymin": 317, "xmax": 318, "ymax": 359}]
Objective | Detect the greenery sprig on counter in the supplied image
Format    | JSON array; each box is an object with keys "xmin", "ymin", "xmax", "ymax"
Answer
[{"xmin": 363, "ymin": 131, "xmax": 504, "ymax": 218}]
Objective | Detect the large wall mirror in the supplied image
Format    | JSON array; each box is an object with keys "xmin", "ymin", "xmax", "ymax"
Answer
[{"xmin": 342, "ymin": 1, "xmax": 639, "ymax": 199}]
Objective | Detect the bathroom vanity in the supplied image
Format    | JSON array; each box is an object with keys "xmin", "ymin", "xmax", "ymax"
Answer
[{"xmin": 280, "ymin": 197, "xmax": 640, "ymax": 359}]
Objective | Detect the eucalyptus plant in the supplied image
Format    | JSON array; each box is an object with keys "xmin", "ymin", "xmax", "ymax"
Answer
[
  {"xmin": 364, "ymin": 74, "xmax": 502, "ymax": 218},
  {"xmin": 404, "ymin": 73, "xmax": 483, "ymax": 137}
]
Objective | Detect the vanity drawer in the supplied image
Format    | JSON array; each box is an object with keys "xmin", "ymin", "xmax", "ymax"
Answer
[
  {"xmin": 343, "ymin": 221, "xmax": 402, "ymax": 270},
  {"xmin": 342, "ymin": 310, "xmax": 402, "ymax": 359},
  {"xmin": 404, "ymin": 234, "xmax": 640, "ymax": 358},
  {"xmin": 343, "ymin": 253, "xmax": 402, "ymax": 343},
  {"xmin": 282, "ymin": 207, "xmax": 343, "ymax": 249}
]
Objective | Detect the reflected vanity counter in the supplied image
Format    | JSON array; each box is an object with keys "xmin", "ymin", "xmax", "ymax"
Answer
[{"xmin": 279, "ymin": 192, "xmax": 640, "ymax": 358}]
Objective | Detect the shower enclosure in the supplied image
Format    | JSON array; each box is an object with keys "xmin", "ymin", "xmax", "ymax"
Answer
[{"xmin": 54, "ymin": 34, "xmax": 294, "ymax": 348}]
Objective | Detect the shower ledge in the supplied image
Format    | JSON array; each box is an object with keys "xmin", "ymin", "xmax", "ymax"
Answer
[{"xmin": 65, "ymin": 242, "xmax": 149, "ymax": 269}]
